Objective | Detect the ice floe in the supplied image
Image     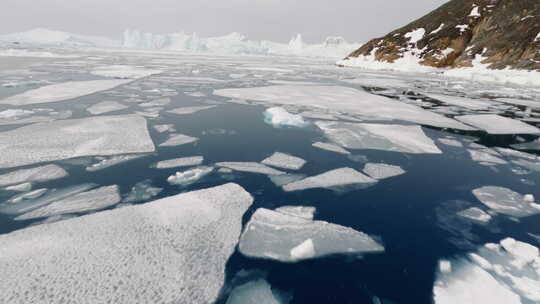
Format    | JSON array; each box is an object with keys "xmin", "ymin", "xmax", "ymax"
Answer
[
  {"xmin": 0, "ymin": 80, "xmax": 132, "ymax": 105},
  {"xmin": 86, "ymin": 101, "xmax": 128, "ymax": 115},
  {"xmin": 363, "ymin": 163, "xmax": 405, "ymax": 180},
  {"xmin": 275, "ymin": 206, "xmax": 316, "ymax": 220},
  {"xmin": 0, "ymin": 115, "xmax": 155, "ymax": 168},
  {"xmin": 159, "ymin": 133, "xmax": 199, "ymax": 147},
  {"xmin": 167, "ymin": 166, "xmax": 214, "ymax": 185},
  {"xmin": 282, "ymin": 168, "xmax": 377, "ymax": 192},
  {"xmin": 167, "ymin": 106, "xmax": 216, "ymax": 115},
  {"xmin": 91, "ymin": 65, "xmax": 162, "ymax": 79},
  {"xmin": 457, "ymin": 207, "xmax": 492, "ymax": 224},
  {"xmin": 268, "ymin": 174, "xmax": 306, "ymax": 187},
  {"xmin": 226, "ymin": 278, "xmax": 288, "ymax": 304},
  {"xmin": 455, "ymin": 114, "xmax": 540, "ymax": 135},
  {"xmin": 216, "ymin": 162, "xmax": 285, "ymax": 175},
  {"xmin": 472, "ymin": 186, "xmax": 540, "ymax": 218},
  {"xmin": 155, "ymin": 156, "xmax": 204, "ymax": 169},
  {"xmin": 468, "ymin": 149, "xmax": 508, "ymax": 165},
  {"xmin": 0, "ymin": 183, "xmax": 253, "ymax": 304},
  {"xmin": 238, "ymin": 208, "xmax": 384, "ymax": 262},
  {"xmin": 123, "ymin": 180, "xmax": 163, "ymax": 203},
  {"xmin": 423, "ymin": 93, "xmax": 493, "ymax": 110},
  {"xmin": 263, "ymin": 107, "xmax": 308, "ymax": 128},
  {"xmin": 86, "ymin": 154, "xmax": 148, "ymax": 172},
  {"xmin": 0, "ymin": 164, "xmax": 68, "ymax": 187},
  {"xmin": 312, "ymin": 141, "xmax": 351, "ymax": 155},
  {"xmin": 316, "ymin": 121, "xmax": 442, "ymax": 154},
  {"xmin": 15, "ymin": 185, "xmax": 121, "ymax": 220},
  {"xmin": 153, "ymin": 124, "xmax": 176, "ymax": 133},
  {"xmin": 261, "ymin": 152, "xmax": 306, "ymax": 170}
]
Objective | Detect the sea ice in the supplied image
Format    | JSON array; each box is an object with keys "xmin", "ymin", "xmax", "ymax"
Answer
[
  {"xmin": 363, "ymin": 163, "xmax": 405, "ymax": 180},
  {"xmin": 457, "ymin": 207, "xmax": 492, "ymax": 224},
  {"xmin": 468, "ymin": 149, "xmax": 507, "ymax": 165},
  {"xmin": 155, "ymin": 156, "xmax": 204, "ymax": 169},
  {"xmin": 86, "ymin": 154, "xmax": 148, "ymax": 172},
  {"xmin": 226, "ymin": 279, "xmax": 287, "ymax": 304},
  {"xmin": 91, "ymin": 65, "xmax": 162, "ymax": 79},
  {"xmin": 282, "ymin": 168, "xmax": 377, "ymax": 192},
  {"xmin": 167, "ymin": 166, "xmax": 214, "ymax": 185},
  {"xmin": 153, "ymin": 124, "xmax": 176, "ymax": 133},
  {"xmin": 312, "ymin": 142, "xmax": 351, "ymax": 155},
  {"xmin": 15, "ymin": 185, "xmax": 121, "ymax": 220},
  {"xmin": 0, "ymin": 183, "xmax": 253, "ymax": 304},
  {"xmin": 159, "ymin": 133, "xmax": 199, "ymax": 147},
  {"xmin": 263, "ymin": 107, "xmax": 308, "ymax": 128},
  {"xmin": 86, "ymin": 101, "xmax": 128, "ymax": 115},
  {"xmin": 0, "ymin": 80, "xmax": 132, "ymax": 105},
  {"xmin": 261, "ymin": 152, "xmax": 306, "ymax": 170},
  {"xmin": 239, "ymin": 208, "xmax": 384, "ymax": 262},
  {"xmin": 455, "ymin": 114, "xmax": 540, "ymax": 135},
  {"xmin": 123, "ymin": 180, "xmax": 163, "ymax": 203},
  {"xmin": 316, "ymin": 121, "xmax": 442, "ymax": 154},
  {"xmin": 0, "ymin": 164, "xmax": 68, "ymax": 187},
  {"xmin": 472, "ymin": 186, "xmax": 540, "ymax": 217},
  {"xmin": 3, "ymin": 183, "xmax": 32, "ymax": 192},
  {"xmin": 0, "ymin": 115, "xmax": 155, "ymax": 168},
  {"xmin": 168, "ymin": 106, "xmax": 216, "ymax": 115},
  {"xmin": 216, "ymin": 162, "xmax": 285, "ymax": 175},
  {"xmin": 423, "ymin": 93, "xmax": 493, "ymax": 110},
  {"xmin": 275, "ymin": 206, "xmax": 316, "ymax": 220}
]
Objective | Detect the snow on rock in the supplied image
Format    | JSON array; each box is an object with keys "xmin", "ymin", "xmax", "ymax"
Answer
[
  {"xmin": 282, "ymin": 168, "xmax": 377, "ymax": 192},
  {"xmin": 155, "ymin": 156, "xmax": 204, "ymax": 169},
  {"xmin": 167, "ymin": 166, "xmax": 214, "ymax": 186},
  {"xmin": 0, "ymin": 80, "xmax": 132, "ymax": 106},
  {"xmin": 0, "ymin": 115, "xmax": 155, "ymax": 169},
  {"xmin": 261, "ymin": 152, "xmax": 306, "ymax": 170},
  {"xmin": 404, "ymin": 28, "xmax": 426, "ymax": 44},
  {"xmin": 316, "ymin": 121, "xmax": 442, "ymax": 154},
  {"xmin": 91, "ymin": 65, "xmax": 162, "ymax": 79},
  {"xmin": 275, "ymin": 206, "xmax": 316, "ymax": 220},
  {"xmin": 0, "ymin": 183, "xmax": 253, "ymax": 304},
  {"xmin": 159, "ymin": 133, "xmax": 199, "ymax": 147},
  {"xmin": 472, "ymin": 186, "xmax": 540, "ymax": 218},
  {"xmin": 312, "ymin": 142, "xmax": 351, "ymax": 155},
  {"xmin": 123, "ymin": 180, "xmax": 163, "ymax": 203},
  {"xmin": 216, "ymin": 162, "xmax": 285, "ymax": 175},
  {"xmin": 214, "ymin": 85, "xmax": 472, "ymax": 130},
  {"xmin": 15, "ymin": 185, "xmax": 121, "ymax": 221},
  {"xmin": 239, "ymin": 208, "xmax": 384, "ymax": 262},
  {"xmin": 263, "ymin": 107, "xmax": 308, "ymax": 128},
  {"xmin": 455, "ymin": 114, "xmax": 540, "ymax": 135},
  {"xmin": 226, "ymin": 278, "xmax": 288, "ymax": 304},
  {"xmin": 153, "ymin": 124, "xmax": 176, "ymax": 133},
  {"xmin": 363, "ymin": 163, "xmax": 405, "ymax": 180},
  {"xmin": 167, "ymin": 106, "xmax": 216, "ymax": 115},
  {"xmin": 0, "ymin": 164, "xmax": 68, "ymax": 187},
  {"xmin": 3, "ymin": 183, "xmax": 32, "ymax": 192},
  {"xmin": 86, "ymin": 101, "xmax": 128, "ymax": 115}
]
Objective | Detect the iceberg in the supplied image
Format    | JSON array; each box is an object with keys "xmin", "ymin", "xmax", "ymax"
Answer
[
  {"xmin": 216, "ymin": 162, "xmax": 285, "ymax": 175},
  {"xmin": 282, "ymin": 168, "xmax": 377, "ymax": 192},
  {"xmin": 472, "ymin": 186, "xmax": 540, "ymax": 217},
  {"xmin": 159, "ymin": 133, "xmax": 199, "ymax": 147},
  {"xmin": 0, "ymin": 164, "xmax": 68, "ymax": 187},
  {"xmin": 0, "ymin": 115, "xmax": 155, "ymax": 169},
  {"xmin": 0, "ymin": 28, "xmax": 119, "ymax": 47},
  {"xmin": 261, "ymin": 152, "xmax": 306, "ymax": 170},
  {"xmin": 239, "ymin": 208, "xmax": 384, "ymax": 262},
  {"xmin": 0, "ymin": 80, "xmax": 132, "ymax": 106},
  {"xmin": 153, "ymin": 124, "xmax": 176, "ymax": 133},
  {"xmin": 0, "ymin": 183, "xmax": 253, "ymax": 304},
  {"xmin": 167, "ymin": 166, "xmax": 214, "ymax": 185},
  {"xmin": 263, "ymin": 107, "xmax": 308, "ymax": 128},
  {"xmin": 155, "ymin": 156, "xmax": 204, "ymax": 169},
  {"xmin": 363, "ymin": 163, "xmax": 405, "ymax": 180},
  {"xmin": 86, "ymin": 101, "xmax": 128, "ymax": 115},
  {"xmin": 455, "ymin": 114, "xmax": 540, "ymax": 135}
]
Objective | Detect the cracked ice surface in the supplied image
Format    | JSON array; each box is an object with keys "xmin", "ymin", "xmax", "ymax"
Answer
[
  {"xmin": 0, "ymin": 80, "xmax": 132, "ymax": 105},
  {"xmin": 0, "ymin": 183, "xmax": 253, "ymax": 304},
  {"xmin": 0, "ymin": 115, "xmax": 155, "ymax": 169},
  {"xmin": 239, "ymin": 208, "xmax": 384, "ymax": 262}
]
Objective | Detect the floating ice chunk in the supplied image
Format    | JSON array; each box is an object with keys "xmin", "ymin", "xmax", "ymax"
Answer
[
  {"xmin": 124, "ymin": 180, "xmax": 163, "ymax": 203},
  {"xmin": 239, "ymin": 208, "xmax": 384, "ymax": 262},
  {"xmin": 363, "ymin": 163, "xmax": 405, "ymax": 180},
  {"xmin": 472, "ymin": 186, "xmax": 540, "ymax": 217},
  {"xmin": 159, "ymin": 133, "xmax": 199, "ymax": 147},
  {"xmin": 216, "ymin": 162, "xmax": 285, "ymax": 175},
  {"xmin": 424, "ymin": 93, "xmax": 492, "ymax": 110},
  {"xmin": 15, "ymin": 185, "xmax": 121, "ymax": 220},
  {"xmin": 167, "ymin": 166, "xmax": 214, "ymax": 185},
  {"xmin": 86, "ymin": 101, "xmax": 128, "ymax": 115},
  {"xmin": 261, "ymin": 152, "xmax": 306, "ymax": 170},
  {"xmin": 282, "ymin": 168, "xmax": 376, "ymax": 192},
  {"xmin": 7, "ymin": 188, "xmax": 48, "ymax": 204},
  {"xmin": 275, "ymin": 206, "xmax": 316, "ymax": 220},
  {"xmin": 0, "ymin": 80, "xmax": 132, "ymax": 105},
  {"xmin": 0, "ymin": 164, "xmax": 68, "ymax": 187},
  {"xmin": 316, "ymin": 121, "xmax": 442, "ymax": 154},
  {"xmin": 263, "ymin": 107, "xmax": 308, "ymax": 128},
  {"xmin": 438, "ymin": 138, "xmax": 464, "ymax": 148},
  {"xmin": 312, "ymin": 141, "xmax": 351, "ymax": 155},
  {"xmin": 139, "ymin": 97, "xmax": 171, "ymax": 107},
  {"xmin": 3, "ymin": 183, "xmax": 32, "ymax": 192},
  {"xmin": 153, "ymin": 124, "xmax": 176, "ymax": 133},
  {"xmin": 155, "ymin": 156, "xmax": 204, "ymax": 169},
  {"xmin": 457, "ymin": 207, "xmax": 492, "ymax": 224},
  {"xmin": 86, "ymin": 154, "xmax": 148, "ymax": 172},
  {"xmin": 268, "ymin": 174, "xmax": 306, "ymax": 187},
  {"xmin": 91, "ymin": 65, "xmax": 162, "ymax": 79},
  {"xmin": 455, "ymin": 114, "xmax": 540, "ymax": 135},
  {"xmin": 439, "ymin": 260, "xmax": 452, "ymax": 273},
  {"xmin": 342, "ymin": 77, "xmax": 410, "ymax": 89},
  {"xmin": 468, "ymin": 149, "xmax": 507, "ymax": 165},
  {"xmin": 524, "ymin": 194, "xmax": 535, "ymax": 202},
  {"xmin": 226, "ymin": 279, "xmax": 287, "ymax": 304},
  {"xmin": 0, "ymin": 183, "xmax": 253, "ymax": 304},
  {"xmin": 0, "ymin": 115, "xmax": 155, "ymax": 169},
  {"xmin": 168, "ymin": 106, "xmax": 216, "ymax": 115}
]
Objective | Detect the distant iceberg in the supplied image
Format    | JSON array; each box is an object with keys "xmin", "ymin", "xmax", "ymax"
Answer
[{"xmin": 0, "ymin": 28, "xmax": 120, "ymax": 48}]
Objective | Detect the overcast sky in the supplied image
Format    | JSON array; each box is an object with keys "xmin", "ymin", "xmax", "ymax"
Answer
[{"xmin": 1, "ymin": 0, "xmax": 448, "ymax": 43}]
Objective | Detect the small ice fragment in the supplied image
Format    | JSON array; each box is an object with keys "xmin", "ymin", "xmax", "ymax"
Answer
[
  {"xmin": 290, "ymin": 239, "xmax": 316, "ymax": 260},
  {"xmin": 86, "ymin": 154, "xmax": 148, "ymax": 172},
  {"xmin": 86, "ymin": 101, "xmax": 128, "ymax": 115},
  {"xmin": 457, "ymin": 207, "xmax": 492, "ymax": 224},
  {"xmin": 468, "ymin": 149, "xmax": 507, "ymax": 165},
  {"xmin": 8, "ymin": 188, "xmax": 48, "ymax": 204},
  {"xmin": 282, "ymin": 168, "xmax": 377, "ymax": 192},
  {"xmin": 159, "ymin": 133, "xmax": 199, "ymax": 147},
  {"xmin": 439, "ymin": 260, "xmax": 452, "ymax": 273},
  {"xmin": 124, "ymin": 180, "xmax": 163, "ymax": 203},
  {"xmin": 216, "ymin": 162, "xmax": 285, "ymax": 175},
  {"xmin": 0, "ymin": 164, "xmax": 68, "ymax": 187},
  {"xmin": 312, "ymin": 142, "xmax": 351, "ymax": 155},
  {"xmin": 226, "ymin": 278, "xmax": 286, "ymax": 304},
  {"xmin": 167, "ymin": 106, "xmax": 216, "ymax": 115},
  {"xmin": 153, "ymin": 124, "xmax": 176, "ymax": 133},
  {"xmin": 363, "ymin": 163, "xmax": 405, "ymax": 180},
  {"xmin": 155, "ymin": 156, "xmax": 204, "ymax": 169},
  {"xmin": 263, "ymin": 107, "xmax": 308, "ymax": 128},
  {"xmin": 261, "ymin": 152, "xmax": 306, "ymax": 170},
  {"xmin": 167, "ymin": 166, "xmax": 214, "ymax": 185}
]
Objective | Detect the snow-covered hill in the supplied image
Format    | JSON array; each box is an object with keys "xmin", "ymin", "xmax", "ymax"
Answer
[{"xmin": 0, "ymin": 28, "xmax": 120, "ymax": 48}]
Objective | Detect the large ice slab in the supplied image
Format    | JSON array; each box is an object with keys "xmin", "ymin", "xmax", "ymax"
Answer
[
  {"xmin": 159, "ymin": 133, "xmax": 199, "ymax": 147},
  {"xmin": 0, "ymin": 183, "xmax": 253, "ymax": 304},
  {"xmin": 213, "ymin": 85, "xmax": 474, "ymax": 130},
  {"xmin": 155, "ymin": 156, "xmax": 204, "ymax": 169},
  {"xmin": 472, "ymin": 186, "xmax": 540, "ymax": 218},
  {"xmin": 455, "ymin": 114, "xmax": 540, "ymax": 135},
  {"xmin": 316, "ymin": 121, "xmax": 442, "ymax": 154},
  {"xmin": 0, "ymin": 164, "xmax": 68, "ymax": 187},
  {"xmin": 216, "ymin": 162, "xmax": 285, "ymax": 175},
  {"xmin": 15, "ymin": 185, "xmax": 121, "ymax": 221},
  {"xmin": 0, "ymin": 80, "xmax": 132, "ymax": 105},
  {"xmin": 261, "ymin": 152, "xmax": 306, "ymax": 170},
  {"xmin": 363, "ymin": 163, "xmax": 405, "ymax": 180},
  {"xmin": 167, "ymin": 166, "xmax": 214, "ymax": 186},
  {"xmin": 0, "ymin": 115, "xmax": 155, "ymax": 168},
  {"xmin": 168, "ymin": 106, "xmax": 216, "ymax": 115},
  {"xmin": 282, "ymin": 168, "xmax": 377, "ymax": 192},
  {"xmin": 239, "ymin": 208, "xmax": 384, "ymax": 262}
]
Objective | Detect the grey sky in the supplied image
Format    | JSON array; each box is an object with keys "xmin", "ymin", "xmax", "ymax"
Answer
[{"xmin": 1, "ymin": 0, "xmax": 448, "ymax": 43}]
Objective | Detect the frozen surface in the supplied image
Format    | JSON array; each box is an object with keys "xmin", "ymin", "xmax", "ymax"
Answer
[
  {"xmin": 226, "ymin": 279, "xmax": 286, "ymax": 304},
  {"xmin": 167, "ymin": 166, "xmax": 214, "ymax": 185},
  {"xmin": 0, "ymin": 164, "xmax": 68, "ymax": 187},
  {"xmin": 282, "ymin": 168, "xmax": 377, "ymax": 192},
  {"xmin": 15, "ymin": 185, "xmax": 121, "ymax": 220},
  {"xmin": 155, "ymin": 156, "xmax": 204, "ymax": 169},
  {"xmin": 455, "ymin": 114, "xmax": 540, "ymax": 135},
  {"xmin": 363, "ymin": 163, "xmax": 405, "ymax": 180},
  {"xmin": 239, "ymin": 208, "xmax": 384, "ymax": 262},
  {"xmin": 261, "ymin": 152, "xmax": 306, "ymax": 170},
  {"xmin": 0, "ymin": 183, "xmax": 253, "ymax": 304},
  {"xmin": 316, "ymin": 121, "xmax": 442, "ymax": 154},
  {"xmin": 0, "ymin": 115, "xmax": 155, "ymax": 168},
  {"xmin": 159, "ymin": 133, "xmax": 199, "ymax": 147},
  {"xmin": 263, "ymin": 107, "xmax": 308, "ymax": 128},
  {"xmin": 168, "ymin": 106, "xmax": 216, "ymax": 115},
  {"xmin": 216, "ymin": 162, "xmax": 285, "ymax": 175},
  {"xmin": 0, "ymin": 80, "xmax": 132, "ymax": 106},
  {"xmin": 472, "ymin": 186, "xmax": 540, "ymax": 218},
  {"xmin": 312, "ymin": 142, "xmax": 351, "ymax": 155},
  {"xmin": 86, "ymin": 101, "xmax": 128, "ymax": 115}
]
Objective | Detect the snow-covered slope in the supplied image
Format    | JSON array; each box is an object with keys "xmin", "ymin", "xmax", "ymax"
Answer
[{"xmin": 0, "ymin": 28, "xmax": 120, "ymax": 48}]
